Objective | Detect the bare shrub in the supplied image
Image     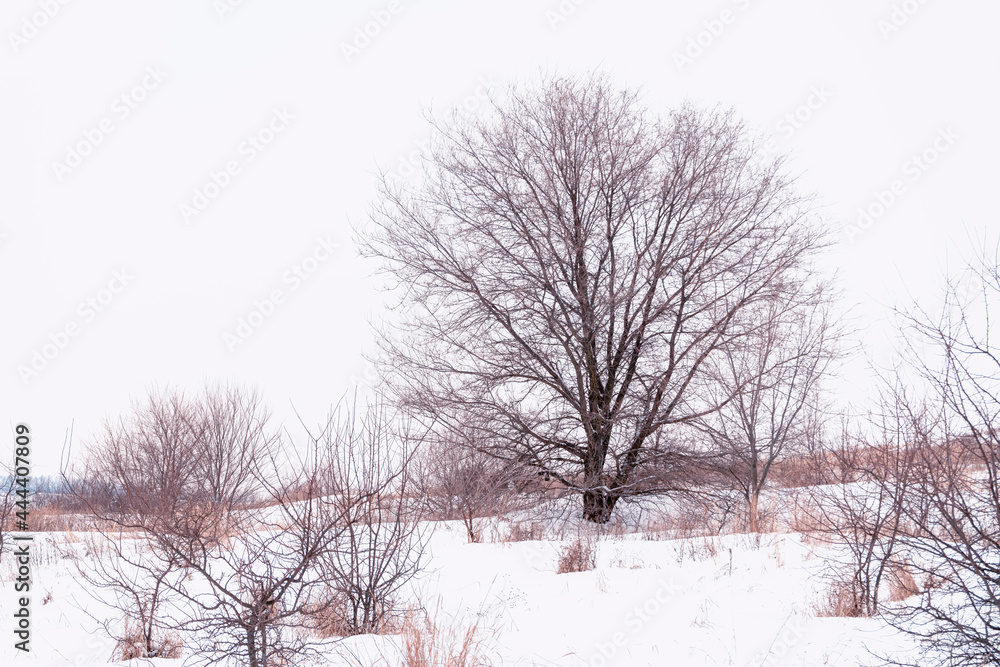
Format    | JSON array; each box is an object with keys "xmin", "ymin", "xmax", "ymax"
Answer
[
  {"xmin": 804, "ymin": 402, "xmax": 917, "ymax": 618},
  {"xmin": 311, "ymin": 398, "xmax": 426, "ymax": 637},
  {"xmin": 556, "ymin": 535, "xmax": 597, "ymax": 574},
  {"xmin": 411, "ymin": 438, "xmax": 531, "ymax": 543},
  {"xmin": 63, "ymin": 385, "xmax": 425, "ymax": 667},
  {"xmin": 63, "ymin": 386, "xmax": 206, "ymax": 659}
]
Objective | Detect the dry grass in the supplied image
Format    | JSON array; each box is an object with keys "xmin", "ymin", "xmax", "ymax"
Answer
[
  {"xmin": 309, "ymin": 595, "xmax": 404, "ymax": 638},
  {"xmin": 887, "ymin": 560, "xmax": 921, "ymax": 602},
  {"xmin": 556, "ymin": 535, "xmax": 596, "ymax": 574},
  {"xmin": 785, "ymin": 493, "xmax": 824, "ymax": 535},
  {"xmin": 813, "ymin": 579, "xmax": 861, "ymax": 618},
  {"xmin": 310, "ymin": 597, "xmax": 361, "ymax": 639},
  {"xmin": 395, "ymin": 605, "xmax": 499, "ymax": 667},
  {"xmin": 113, "ymin": 621, "xmax": 183, "ymax": 661},
  {"xmin": 12, "ymin": 506, "xmax": 89, "ymax": 532},
  {"xmin": 640, "ymin": 500, "xmax": 728, "ymax": 540},
  {"xmin": 498, "ymin": 520, "xmax": 546, "ymax": 543}
]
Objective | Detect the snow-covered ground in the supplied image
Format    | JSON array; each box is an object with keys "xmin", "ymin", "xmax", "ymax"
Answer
[{"xmin": 0, "ymin": 506, "xmax": 921, "ymax": 667}]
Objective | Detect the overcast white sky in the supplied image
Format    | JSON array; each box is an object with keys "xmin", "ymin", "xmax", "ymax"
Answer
[{"xmin": 1, "ymin": 0, "xmax": 997, "ymax": 473}]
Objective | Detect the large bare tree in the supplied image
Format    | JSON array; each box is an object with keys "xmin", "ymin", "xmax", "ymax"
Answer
[{"xmin": 363, "ymin": 73, "xmax": 829, "ymax": 522}]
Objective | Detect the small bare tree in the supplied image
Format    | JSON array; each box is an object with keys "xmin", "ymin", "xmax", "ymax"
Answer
[
  {"xmin": 310, "ymin": 399, "xmax": 426, "ymax": 635},
  {"xmin": 64, "ymin": 387, "xmax": 204, "ymax": 658},
  {"xmin": 72, "ymin": 529, "xmax": 183, "ymax": 659},
  {"xmin": 411, "ymin": 435, "xmax": 531, "ymax": 543},
  {"xmin": 695, "ymin": 293, "xmax": 838, "ymax": 532},
  {"xmin": 133, "ymin": 394, "xmax": 428, "ymax": 663},
  {"xmin": 153, "ymin": 463, "xmax": 346, "ymax": 667},
  {"xmin": 362, "ymin": 73, "xmax": 829, "ymax": 522},
  {"xmin": 65, "ymin": 384, "xmax": 326, "ymax": 666},
  {"xmin": 807, "ymin": 398, "xmax": 917, "ymax": 618},
  {"xmin": 877, "ymin": 243, "xmax": 1000, "ymax": 665}
]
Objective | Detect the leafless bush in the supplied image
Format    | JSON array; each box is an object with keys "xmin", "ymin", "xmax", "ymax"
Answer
[
  {"xmin": 888, "ymin": 425, "xmax": 1000, "ymax": 666},
  {"xmin": 829, "ymin": 242, "xmax": 1000, "ymax": 666},
  {"xmin": 803, "ymin": 401, "xmax": 917, "ymax": 618},
  {"xmin": 411, "ymin": 437, "xmax": 532, "ymax": 543},
  {"xmin": 69, "ymin": 530, "xmax": 184, "ymax": 660},
  {"xmin": 62, "ymin": 386, "xmax": 208, "ymax": 658},
  {"xmin": 63, "ymin": 385, "xmax": 420, "ymax": 667},
  {"xmin": 310, "ymin": 398, "xmax": 426, "ymax": 637}
]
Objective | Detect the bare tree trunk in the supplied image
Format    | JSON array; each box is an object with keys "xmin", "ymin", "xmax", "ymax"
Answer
[
  {"xmin": 581, "ymin": 488, "xmax": 616, "ymax": 524},
  {"xmin": 748, "ymin": 489, "xmax": 760, "ymax": 533},
  {"xmin": 246, "ymin": 627, "xmax": 258, "ymax": 667}
]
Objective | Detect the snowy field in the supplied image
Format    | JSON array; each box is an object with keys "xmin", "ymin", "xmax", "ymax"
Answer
[{"xmin": 0, "ymin": 500, "xmax": 920, "ymax": 667}]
